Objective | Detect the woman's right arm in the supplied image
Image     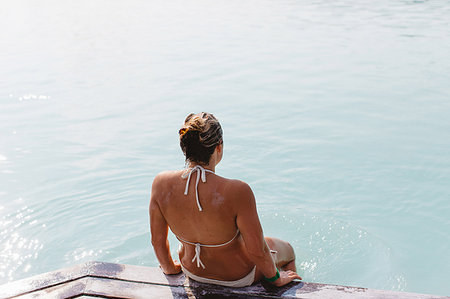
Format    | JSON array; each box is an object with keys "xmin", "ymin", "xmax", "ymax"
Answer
[
  {"xmin": 149, "ymin": 175, "xmax": 181, "ymax": 275},
  {"xmin": 235, "ymin": 182, "xmax": 301, "ymax": 286}
]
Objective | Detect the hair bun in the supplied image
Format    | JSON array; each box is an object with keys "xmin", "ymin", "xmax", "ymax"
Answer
[
  {"xmin": 179, "ymin": 128, "xmax": 188, "ymax": 137},
  {"xmin": 179, "ymin": 112, "xmax": 222, "ymax": 164}
]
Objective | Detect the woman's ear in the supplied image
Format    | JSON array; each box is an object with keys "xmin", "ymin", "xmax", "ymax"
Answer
[
  {"xmin": 216, "ymin": 143, "xmax": 223, "ymax": 154},
  {"xmin": 215, "ymin": 143, "xmax": 223, "ymax": 165}
]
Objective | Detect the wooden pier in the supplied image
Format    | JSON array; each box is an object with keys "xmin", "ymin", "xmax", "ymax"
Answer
[{"xmin": 0, "ymin": 261, "xmax": 447, "ymax": 298}]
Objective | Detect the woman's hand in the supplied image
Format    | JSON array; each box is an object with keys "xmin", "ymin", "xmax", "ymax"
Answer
[
  {"xmin": 272, "ymin": 270, "xmax": 302, "ymax": 287},
  {"xmin": 161, "ymin": 260, "xmax": 182, "ymax": 275}
]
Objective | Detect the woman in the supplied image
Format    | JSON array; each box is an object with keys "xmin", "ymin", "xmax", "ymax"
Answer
[{"xmin": 150, "ymin": 112, "xmax": 301, "ymax": 287}]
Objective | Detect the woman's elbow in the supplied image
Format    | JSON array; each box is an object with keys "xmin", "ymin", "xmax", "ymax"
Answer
[{"xmin": 246, "ymin": 246, "xmax": 268, "ymax": 260}]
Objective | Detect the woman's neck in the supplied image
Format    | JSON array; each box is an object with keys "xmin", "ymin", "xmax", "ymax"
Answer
[{"xmin": 187, "ymin": 162, "xmax": 215, "ymax": 172}]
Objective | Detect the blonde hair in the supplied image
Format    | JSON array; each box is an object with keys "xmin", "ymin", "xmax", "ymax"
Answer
[{"xmin": 179, "ymin": 112, "xmax": 223, "ymax": 164}]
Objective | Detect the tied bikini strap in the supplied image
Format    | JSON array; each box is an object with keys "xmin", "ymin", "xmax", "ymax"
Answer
[
  {"xmin": 176, "ymin": 229, "xmax": 240, "ymax": 269},
  {"xmin": 181, "ymin": 165, "xmax": 214, "ymax": 211}
]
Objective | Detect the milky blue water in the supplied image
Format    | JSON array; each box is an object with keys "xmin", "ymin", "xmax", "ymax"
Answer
[{"xmin": 1, "ymin": 0, "xmax": 449, "ymax": 296}]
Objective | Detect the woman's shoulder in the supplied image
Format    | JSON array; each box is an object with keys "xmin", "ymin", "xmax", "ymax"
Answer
[
  {"xmin": 152, "ymin": 170, "xmax": 183, "ymax": 186},
  {"xmin": 218, "ymin": 177, "xmax": 254, "ymax": 197},
  {"xmin": 155, "ymin": 169, "xmax": 182, "ymax": 178},
  {"xmin": 226, "ymin": 178, "xmax": 250, "ymax": 189}
]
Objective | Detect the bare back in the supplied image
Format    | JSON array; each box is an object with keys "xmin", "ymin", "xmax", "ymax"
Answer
[{"xmin": 152, "ymin": 169, "xmax": 255, "ymax": 280}]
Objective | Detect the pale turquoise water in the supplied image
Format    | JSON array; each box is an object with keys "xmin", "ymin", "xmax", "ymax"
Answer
[{"xmin": 1, "ymin": 0, "xmax": 449, "ymax": 296}]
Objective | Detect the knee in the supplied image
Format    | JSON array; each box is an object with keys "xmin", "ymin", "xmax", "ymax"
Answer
[
  {"xmin": 277, "ymin": 238, "xmax": 296, "ymax": 262},
  {"xmin": 264, "ymin": 236, "xmax": 275, "ymax": 249},
  {"xmin": 286, "ymin": 242, "xmax": 296, "ymax": 261},
  {"xmin": 265, "ymin": 236, "xmax": 296, "ymax": 262}
]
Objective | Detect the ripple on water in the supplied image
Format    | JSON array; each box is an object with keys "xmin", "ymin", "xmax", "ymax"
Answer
[
  {"xmin": 65, "ymin": 247, "xmax": 104, "ymax": 263},
  {"xmin": 0, "ymin": 205, "xmax": 43, "ymax": 283},
  {"xmin": 260, "ymin": 210, "xmax": 406, "ymax": 291}
]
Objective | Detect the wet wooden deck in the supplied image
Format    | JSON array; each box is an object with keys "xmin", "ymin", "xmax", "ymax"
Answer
[{"xmin": 0, "ymin": 261, "xmax": 447, "ymax": 298}]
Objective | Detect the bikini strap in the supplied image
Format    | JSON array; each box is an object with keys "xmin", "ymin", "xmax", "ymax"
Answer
[
  {"xmin": 181, "ymin": 165, "xmax": 214, "ymax": 211},
  {"xmin": 202, "ymin": 229, "xmax": 240, "ymax": 248},
  {"xmin": 176, "ymin": 229, "xmax": 240, "ymax": 248},
  {"xmin": 175, "ymin": 229, "xmax": 240, "ymax": 269}
]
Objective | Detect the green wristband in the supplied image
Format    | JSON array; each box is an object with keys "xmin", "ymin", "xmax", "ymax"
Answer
[{"xmin": 264, "ymin": 269, "xmax": 280, "ymax": 282}]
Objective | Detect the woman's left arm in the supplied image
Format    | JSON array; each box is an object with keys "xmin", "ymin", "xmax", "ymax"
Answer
[{"xmin": 149, "ymin": 176, "xmax": 181, "ymax": 274}]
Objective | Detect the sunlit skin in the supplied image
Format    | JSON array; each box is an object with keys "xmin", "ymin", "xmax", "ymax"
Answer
[{"xmin": 150, "ymin": 143, "xmax": 301, "ymax": 286}]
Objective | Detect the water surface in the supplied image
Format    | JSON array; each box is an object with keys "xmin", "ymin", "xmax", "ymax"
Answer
[{"xmin": 1, "ymin": 0, "xmax": 449, "ymax": 296}]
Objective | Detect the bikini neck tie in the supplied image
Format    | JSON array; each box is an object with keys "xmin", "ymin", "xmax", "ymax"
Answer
[{"xmin": 181, "ymin": 165, "xmax": 214, "ymax": 212}]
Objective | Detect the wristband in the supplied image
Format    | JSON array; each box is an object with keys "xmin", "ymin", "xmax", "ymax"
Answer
[{"xmin": 264, "ymin": 269, "xmax": 280, "ymax": 282}]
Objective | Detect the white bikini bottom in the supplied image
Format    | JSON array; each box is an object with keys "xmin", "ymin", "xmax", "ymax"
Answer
[{"xmin": 181, "ymin": 265, "xmax": 256, "ymax": 288}]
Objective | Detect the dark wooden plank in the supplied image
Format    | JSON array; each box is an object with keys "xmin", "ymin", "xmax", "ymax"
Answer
[
  {"xmin": 0, "ymin": 262, "xmax": 91, "ymax": 298},
  {"xmin": 88, "ymin": 261, "xmax": 185, "ymax": 287},
  {"xmin": 12, "ymin": 278, "xmax": 88, "ymax": 299},
  {"xmin": 87, "ymin": 263, "xmax": 447, "ymax": 299},
  {"xmin": 84, "ymin": 276, "xmax": 187, "ymax": 299},
  {"xmin": 1, "ymin": 261, "xmax": 448, "ymax": 299}
]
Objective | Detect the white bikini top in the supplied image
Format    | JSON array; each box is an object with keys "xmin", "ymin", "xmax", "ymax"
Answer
[{"xmin": 177, "ymin": 165, "xmax": 240, "ymax": 269}]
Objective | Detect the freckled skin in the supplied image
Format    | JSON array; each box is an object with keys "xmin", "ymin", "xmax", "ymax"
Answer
[{"xmin": 211, "ymin": 190, "xmax": 225, "ymax": 206}]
